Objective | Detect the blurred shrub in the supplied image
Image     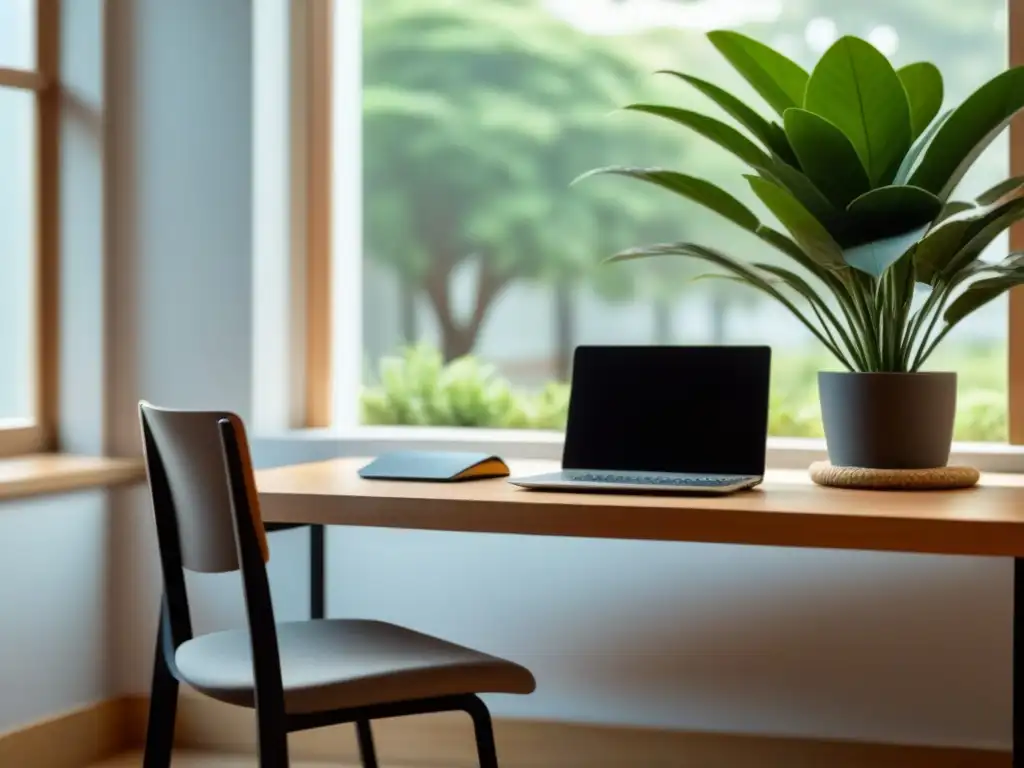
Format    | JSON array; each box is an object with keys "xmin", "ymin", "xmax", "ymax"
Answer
[
  {"xmin": 361, "ymin": 343, "xmax": 1006, "ymax": 442},
  {"xmin": 768, "ymin": 391, "xmax": 824, "ymax": 438},
  {"xmin": 361, "ymin": 344, "xmax": 569, "ymax": 429},
  {"xmin": 953, "ymin": 389, "xmax": 1006, "ymax": 443}
]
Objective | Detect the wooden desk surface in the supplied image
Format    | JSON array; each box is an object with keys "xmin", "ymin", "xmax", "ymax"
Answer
[{"xmin": 256, "ymin": 458, "xmax": 1024, "ymax": 558}]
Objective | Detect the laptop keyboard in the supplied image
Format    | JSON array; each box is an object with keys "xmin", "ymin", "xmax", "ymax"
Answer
[{"xmin": 573, "ymin": 472, "xmax": 741, "ymax": 487}]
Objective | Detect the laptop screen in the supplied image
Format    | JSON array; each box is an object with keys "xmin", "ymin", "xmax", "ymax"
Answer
[{"xmin": 562, "ymin": 346, "xmax": 771, "ymax": 476}]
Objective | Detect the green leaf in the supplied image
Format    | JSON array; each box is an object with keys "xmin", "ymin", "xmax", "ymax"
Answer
[
  {"xmin": 897, "ymin": 63, "xmax": 943, "ymax": 141},
  {"xmin": 783, "ymin": 108, "xmax": 870, "ymax": 209},
  {"xmin": 976, "ymin": 176, "xmax": 1024, "ymax": 205},
  {"xmin": 657, "ymin": 71, "xmax": 797, "ymax": 163},
  {"xmin": 844, "ymin": 185, "xmax": 943, "ymax": 245},
  {"xmin": 981, "ymin": 252, "xmax": 1024, "ymax": 275},
  {"xmin": 944, "ymin": 272, "xmax": 1024, "ymax": 327},
  {"xmin": 747, "ymin": 176, "xmax": 846, "ymax": 268},
  {"xmin": 756, "ymin": 225, "xmax": 845, "ymax": 279},
  {"xmin": 574, "ymin": 167, "xmax": 760, "ymax": 231},
  {"xmin": 756, "ymin": 225, "xmax": 819, "ymax": 268},
  {"xmin": 914, "ymin": 195, "xmax": 1024, "ymax": 284},
  {"xmin": 608, "ymin": 241, "xmax": 852, "ymax": 367},
  {"xmin": 804, "ymin": 36, "xmax": 913, "ymax": 186},
  {"xmin": 753, "ymin": 261, "xmax": 858, "ymax": 361},
  {"xmin": 894, "ymin": 109, "xmax": 950, "ymax": 184},
  {"xmin": 753, "ymin": 261, "xmax": 862, "ymax": 364},
  {"xmin": 914, "ymin": 219, "xmax": 974, "ymax": 286},
  {"xmin": 944, "ymin": 199, "xmax": 1024, "ymax": 277},
  {"xmin": 755, "ymin": 227, "xmax": 869, "ymax": 366},
  {"xmin": 756, "ymin": 224, "xmax": 858, "ymax": 300},
  {"xmin": 756, "ymin": 156, "xmax": 841, "ymax": 233},
  {"xmin": 842, "ymin": 225, "xmax": 929, "ymax": 278},
  {"xmin": 707, "ymin": 30, "xmax": 809, "ymax": 117},
  {"xmin": 909, "ymin": 67, "xmax": 1024, "ymax": 199},
  {"xmin": 936, "ymin": 201, "xmax": 975, "ymax": 222},
  {"xmin": 884, "ymin": 249, "xmax": 918, "ymax": 370},
  {"xmin": 753, "ymin": 262, "xmax": 839, "ymax": 313},
  {"xmin": 888, "ymin": 248, "xmax": 917, "ymax": 313},
  {"xmin": 623, "ymin": 104, "xmax": 770, "ymax": 167}
]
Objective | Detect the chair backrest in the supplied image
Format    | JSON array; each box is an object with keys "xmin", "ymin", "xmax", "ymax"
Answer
[
  {"xmin": 139, "ymin": 401, "xmax": 269, "ymax": 574},
  {"xmin": 140, "ymin": 403, "xmax": 287, "ymax": 726}
]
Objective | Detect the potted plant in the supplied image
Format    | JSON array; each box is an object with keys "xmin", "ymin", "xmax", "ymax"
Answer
[{"xmin": 579, "ymin": 32, "xmax": 1024, "ymax": 469}]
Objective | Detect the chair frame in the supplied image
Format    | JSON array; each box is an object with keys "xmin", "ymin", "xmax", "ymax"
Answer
[{"xmin": 140, "ymin": 414, "xmax": 500, "ymax": 768}]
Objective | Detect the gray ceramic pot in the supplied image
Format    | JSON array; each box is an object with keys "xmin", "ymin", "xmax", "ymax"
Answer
[{"xmin": 818, "ymin": 371, "xmax": 957, "ymax": 469}]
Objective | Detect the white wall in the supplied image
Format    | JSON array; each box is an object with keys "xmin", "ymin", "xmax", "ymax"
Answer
[
  {"xmin": 99, "ymin": 0, "xmax": 1013, "ymax": 753},
  {"xmin": 0, "ymin": 492, "xmax": 111, "ymax": 731}
]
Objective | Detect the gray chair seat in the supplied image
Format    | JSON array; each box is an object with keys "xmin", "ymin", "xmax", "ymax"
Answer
[{"xmin": 176, "ymin": 618, "xmax": 536, "ymax": 714}]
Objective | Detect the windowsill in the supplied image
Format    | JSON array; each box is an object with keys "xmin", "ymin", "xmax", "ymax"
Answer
[
  {"xmin": 253, "ymin": 427, "xmax": 1024, "ymax": 474},
  {"xmin": 0, "ymin": 454, "xmax": 146, "ymax": 502}
]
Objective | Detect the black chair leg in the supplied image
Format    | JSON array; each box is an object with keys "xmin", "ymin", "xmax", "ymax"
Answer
[
  {"xmin": 143, "ymin": 615, "xmax": 178, "ymax": 768},
  {"xmin": 255, "ymin": 723, "xmax": 290, "ymax": 767},
  {"xmin": 356, "ymin": 719, "xmax": 379, "ymax": 768},
  {"xmin": 463, "ymin": 695, "xmax": 499, "ymax": 768},
  {"xmin": 255, "ymin": 703, "xmax": 290, "ymax": 767}
]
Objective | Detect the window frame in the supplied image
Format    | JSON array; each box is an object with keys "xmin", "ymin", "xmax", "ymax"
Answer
[
  {"xmin": 0, "ymin": 0, "xmax": 60, "ymax": 459},
  {"xmin": 1009, "ymin": 0, "xmax": 1024, "ymax": 443},
  {"xmin": 284, "ymin": 0, "xmax": 1024, "ymax": 468}
]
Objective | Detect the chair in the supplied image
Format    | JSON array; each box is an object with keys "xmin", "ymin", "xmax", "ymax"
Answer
[{"xmin": 138, "ymin": 402, "xmax": 536, "ymax": 767}]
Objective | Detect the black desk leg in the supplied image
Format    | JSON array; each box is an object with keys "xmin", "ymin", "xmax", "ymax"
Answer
[
  {"xmin": 311, "ymin": 524, "xmax": 326, "ymax": 620},
  {"xmin": 1016, "ymin": 558, "xmax": 1023, "ymax": 767}
]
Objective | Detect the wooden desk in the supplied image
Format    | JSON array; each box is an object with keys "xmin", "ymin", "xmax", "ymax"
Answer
[
  {"xmin": 259, "ymin": 459, "xmax": 1024, "ymax": 557},
  {"xmin": 256, "ymin": 458, "xmax": 1024, "ymax": 763}
]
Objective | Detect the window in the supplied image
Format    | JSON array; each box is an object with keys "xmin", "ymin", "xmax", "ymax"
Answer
[
  {"xmin": 286, "ymin": 0, "xmax": 1024, "ymax": 452},
  {"xmin": 0, "ymin": 0, "xmax": 58, "ymax": 457}
]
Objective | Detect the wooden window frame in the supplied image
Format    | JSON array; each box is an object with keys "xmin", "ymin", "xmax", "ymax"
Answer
[
  {"xmin": 289, "ymin": 0, "xmax": 334, "ymax": 428},
  {"xmin": 1009, "ymin": 0, "xmax": 1024, "ymax": 444},
  {"xmin": 304, "ymin": 0, "xmax": 334, "ymax": 428},
  {"xmin": 301, "ymin": 0, "xmax": 1024, "ymax": 444},
  {"xmin": 0, "ymin": 0, "xmax": 60, "ymax": 458}
]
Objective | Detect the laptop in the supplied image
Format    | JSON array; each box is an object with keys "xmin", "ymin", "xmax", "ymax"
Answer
[{"xmin": 509, "ymin": 345, "xmax": 771, "ymax": 495}]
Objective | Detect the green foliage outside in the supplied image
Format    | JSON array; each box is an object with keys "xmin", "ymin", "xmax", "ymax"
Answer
[
  {"xmin": 361, "ymin": 0, "xmax": 1009, "ymax": 445},
  {"xmin": 361, "ymin": 345, "xmax": 569, "ymax": 430},
  {"xmin": 362, "ymin": 343, "xmax": 1006, "ymax": 442},
  {"xmin": 364, "ymin": 0, "xmax": 697, "ymax": 361}
]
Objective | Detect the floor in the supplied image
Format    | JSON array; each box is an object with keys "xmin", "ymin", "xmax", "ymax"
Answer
[{"xmin": 91, "ymin": 753, "xmax": 344, "ymax": 767}]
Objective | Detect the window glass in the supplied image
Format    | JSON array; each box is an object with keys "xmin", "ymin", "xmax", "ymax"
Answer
[
  {"xmin": 358, "ymin": 0, "xmax": 1008, "ymax": 439},
  {"xmin": 0, "ymin": 0, "xmax": 36, "ymax": 70},
  {"xmin": 0, "ymin": 87, "xmax": 37, "ymax": 422}
]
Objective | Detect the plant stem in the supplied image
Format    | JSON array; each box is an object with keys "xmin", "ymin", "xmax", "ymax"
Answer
[
  {"xmin": 809, "ymin": 302, "xmax": 847, "ymax": 365},
  {"xmin": 823, "ymin": 272, "xmax": 871, "ymax": 370},
  {"xmin": 901, "ymin": 286, "xmax": 941, "ymax": 368},
  {"xmin": 837, "ymin": 303, "xmax": 869, "ymax": 369},
  {"xmin": 910, "ymin": 282, "xmax": 953, "ymax": 370},
  {"xmin": 770, "ymin": 293, "xmax": 855, "ymax": 372},
  {"xmin": 803, "ymin": 280, "xmax": 867, "ymax": 370},
  {"xmin": 704, "ymin": 271, "xmax": 856, "ymax": 371},
  {"xmin": 852, "ymin": 275, "xmax": 881, "ymax": 371},
  {"xmin": 889, "ymin": 267, "xmax": 912, "ymax": 371},
  {"xmin": 913, "ymin": 323, "xmax": 953, "ymax": 370},
  {"xmin": 878, "ymin": 274, "xmax": 895, "ymax": 370}
]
